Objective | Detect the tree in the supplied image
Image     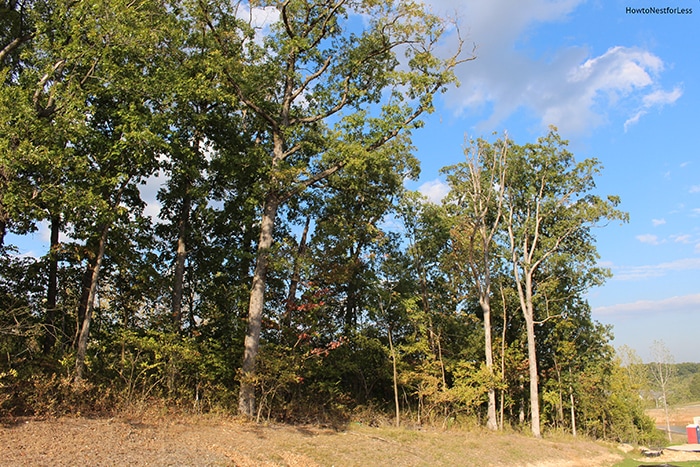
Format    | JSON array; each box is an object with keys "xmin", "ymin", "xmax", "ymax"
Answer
[
  {"xmin": 650, "ymin": 339, "xmax": 675, "ymax": 442},
  {"xmin": 16, "ymin": 0, "xmax": 179, "ymax": 380},
  {"xmin": 194, "ymin": 0, "xmax": 468, "ymax": 416},
  {"xmin": 503, "ymin": 129, "xmax": 628, "ymax": 437},
  {"xmin": 443, "ymin": 135, "xmax": 508, "ymax": 431}
]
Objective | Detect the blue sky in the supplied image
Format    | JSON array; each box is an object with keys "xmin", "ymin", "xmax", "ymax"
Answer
[{"xmin": 406, "ymin": 0, "xmax": 700, "ymax": 362}]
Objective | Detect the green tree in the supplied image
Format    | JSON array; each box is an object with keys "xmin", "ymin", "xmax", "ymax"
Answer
[
  {"xmin": 442, "ymin": 135, "xmax": 509, "ymax": 430},
  {"xmin": 193, "ymin": 0, "xmax": 468, "ymax": 416},
  {"xmin": 14, "ymin": 0, "xmax": 179, "ymax": 380},
  {"xmin": 502, "ymin": 129, "xmax": 628, "ymax": 437}
]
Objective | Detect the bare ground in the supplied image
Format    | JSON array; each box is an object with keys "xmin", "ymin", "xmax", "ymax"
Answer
[{"xmin": 2, "ymin": 406, "xmax": 700, "ymax": 467}]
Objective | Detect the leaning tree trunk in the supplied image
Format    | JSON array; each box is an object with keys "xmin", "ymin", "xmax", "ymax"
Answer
[
  {"xmin": 73, "ymin": 177, "xmax": 130, "ymax": 382},
  {"xmin": 238, "ymin": 192, "xmax": 280, "ymax": 417},
  {"xmin": 74, "ymin": 222, "xmax": 110, "ymax": 382}
]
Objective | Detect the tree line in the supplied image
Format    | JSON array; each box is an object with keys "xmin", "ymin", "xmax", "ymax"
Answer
[{"xmin": 1, "ymin": 0, "xmax": 656, "ymax": 442}]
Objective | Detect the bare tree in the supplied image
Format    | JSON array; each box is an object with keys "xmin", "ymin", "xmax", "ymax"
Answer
[{"xmin": 650, "ymin": 340, "xmax": 675, "ymax": 442}]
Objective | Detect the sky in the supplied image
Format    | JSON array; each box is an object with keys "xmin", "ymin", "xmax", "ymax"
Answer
[
  {"xmin": 405, "ymin": 0, "xmax": 700, "ymax": 362},
  {"xmin": 7, "ymin": 0, "xmax": 699, "ymax": 363}
]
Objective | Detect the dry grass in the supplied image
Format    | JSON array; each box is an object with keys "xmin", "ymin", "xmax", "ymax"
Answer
[{"xmin": 0, "ymin": 413, "xmax": 623, "ymax": 466}]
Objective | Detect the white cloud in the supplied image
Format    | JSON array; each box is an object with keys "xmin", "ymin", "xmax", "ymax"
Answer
[
  {"xmin": 418, "ymin": 179, "xmax": 450, "ymax": 204},
  {"xmin": 613, "ymin": 257, "xmax": 700, "ymax": 281},
  {"xmin": 236, "ymin": 5, "xmax": 281, "ymax": 45},
  {"xmin": 651, "ymin": 218, "xmax": 666, "ymax": 227},
  {"xmin": 426, "ymin": 0, "xmax": 681, "ymax": 134},
  {"xmin": 690, "ymin": 185, "xmax": 700, "ymax": 194},
  {"xmin": 642, "ymin": 87, "xmax": 683, "ymax": 107},
  {"xmin": 671, "ymin": 234, "xmax": 692, "ymax": 243},
  {"xmin": 139, "ymin": 170, "xmax": 167, "ymax": 222},
  {"xmin": 623, "ymin": 111, "xmax": 646, "ymax": 132},
  {"xmin": 593, "ymin": 293, "xmax": 700, "ymax": 316},
  {"xmin": 625, "ymin": 85, "xmax": 682, "ymax": 131},
  {"xmin": 635, "ymin": 233, "xmax": 661, "ymax": 245}
]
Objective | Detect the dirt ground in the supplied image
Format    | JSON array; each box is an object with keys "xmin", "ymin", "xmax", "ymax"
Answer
[
  {"xmin": 646, "ymin": 403, "xmax": 700, "ymax": 427},
  {"xmin": 0, "ymin": 414, "xmax": 619, "ymax": 467},
  {"xmin": 1, "ymin": 407, "xmax": 699, "ymax": 466}
]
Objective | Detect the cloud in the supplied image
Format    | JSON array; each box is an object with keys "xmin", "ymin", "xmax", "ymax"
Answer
[
  {"xmin": 642, "ymin": 87, "xmax": 683, "ymax": 107},
  {"xmin": 426, "ymin": 0, "xmax": 681, "ymax": 134},
  {"xmin": 671, "ymin": 234, "xmax": 691, "ymax": 243},
  {"xmin": 418, "ymin": 179, "xmax": 450, "ymax": 204},
  {"xmin": 612, "ymin": 257, "xmax": 700, "ymax": 281},
  {"xmin": 690, "ymin": 185, "xmax": 700, "ymax": 194},
  {"xmin": 593, "ymin": 293, "xmax": 700, "ymax": 316},
  {"xmin": 635, "ymin": 234, "xmax": 661, "ymax": 245},
  {"xmin": 139, "ymin": 170, "xmax": 166, "ymax": 222},
  {"xmin": 625, "ymin": 86, "xmax": 682, "ymax": 131},
  {"xmin": 651, "ymin": 218, "xmax": 666, "ymax": 227}
]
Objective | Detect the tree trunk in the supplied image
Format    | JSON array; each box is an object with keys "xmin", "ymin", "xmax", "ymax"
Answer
[
  {"xmin": 0, "ymin": 208, "xmax": 6, "ymax": 247},
  {"xmin": 499, "ymin": 285, "xmax": 507, "ymax": 430},
  {"xmin": 74, "ymin": 222, "xmax": 110, "ymax": 382},
  {"xmin": 75, "ymin": 254, "xmax": 96, "ymax": 347},
  {"xmin": 569, "ymin": 383, "xmax": 577, "ymax": 437},
  {"xmin": 481, "ymin": 296, "xmax": 498, "ymax": 431},
  {"xmin": 662, "ymin": 390, "xmax": 672, "ymax": 442},
  {"xmin": 43, "ymin": 214, "xmax": 60, "ymax": 353},
  {"xmin": 283, "ymin": 216, "xmax": 310, "ymax": 329},
  {"xmin": 388, "ymin": 325, "xmax": 400, "ymax": 427},
  {"xmin": 524, "ymin": 310, "xmax": 541, "ymax": 438},
  {"xmin": 171, "ymin": 189, "xmax": 191, "ymax": 330},
  {"xmin": 238, "ymin": 192, "xmax": 280, "ymax": 417}
]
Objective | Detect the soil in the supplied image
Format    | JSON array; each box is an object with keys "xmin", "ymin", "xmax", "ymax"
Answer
[
  {"xmin": 646, "ymin": 403, "xmax": 700, "ymax": 428},
  {"xmin": 1, "ymin": 406, "xmax": 700, "ymax": 466}
]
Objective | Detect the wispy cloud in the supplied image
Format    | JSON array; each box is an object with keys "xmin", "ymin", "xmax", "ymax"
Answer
[
  {"xmin": 690, "ymin": 185, "xmax": 700, "ymax": 194},
  {"xmin": 593, "ymin": 293, "xmax": 700, "ymax": 316},
  {"xmin": 635, "ymin": 234, "xmax": 662, "ymax": 245},
  {"xmin": 671, "ymin": 234, "xmax": 692, "ymax": 244},
  {"xmin": 612, "ymin": 257, "xmax": 700, "ymax": 281},
  {"xmin": 651, "ymin": 218, "xmax": 666, "ymax": 227},
  {"xmin": 625, "ymin": 86, "xmax": 683, "ymax": 131}
]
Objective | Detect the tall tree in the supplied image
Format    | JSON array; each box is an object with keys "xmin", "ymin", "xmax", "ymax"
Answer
[
  {"xmin": 503, "ymin": 129, "xmax": 627, "ymax": 437},
  {"xmin": 443, "ymin": 135, "xmax": 508, "ymax": 431},
  {"xmin": 195, "ymin": 0, "xmax": 468, "ymax": 416}
]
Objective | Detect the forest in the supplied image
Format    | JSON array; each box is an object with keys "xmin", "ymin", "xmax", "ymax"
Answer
[{"xmin": 0, "ymin": 0, "xmax": 662, "ymax": 443}]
